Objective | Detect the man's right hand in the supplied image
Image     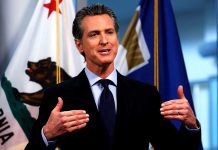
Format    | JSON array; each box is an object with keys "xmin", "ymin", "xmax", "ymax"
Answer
[{"xmin": 43, "ymin": 97, "xmax": 89, "ymax": 140}]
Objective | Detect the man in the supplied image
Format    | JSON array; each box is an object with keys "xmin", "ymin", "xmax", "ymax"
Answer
[{"xmin": 25, "ymin": 4, "xmax": 201, "ymax": 150}]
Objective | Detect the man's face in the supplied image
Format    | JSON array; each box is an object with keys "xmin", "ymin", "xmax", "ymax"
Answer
[{"xmin": 75, "ymin": 14, "xmax": 119, "ymax": 70}]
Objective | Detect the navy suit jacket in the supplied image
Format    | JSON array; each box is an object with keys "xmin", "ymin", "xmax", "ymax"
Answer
[{"xmin": 25, "ymin": 69, "xmax": 201, "ymax": 150}]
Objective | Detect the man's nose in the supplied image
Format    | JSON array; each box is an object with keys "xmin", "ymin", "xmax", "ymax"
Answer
[{"xmin": 99, "ymin": 34, "xmax": 108, "ymax": 45}]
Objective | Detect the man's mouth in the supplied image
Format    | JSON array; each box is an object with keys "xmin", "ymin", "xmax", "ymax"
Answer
[{"xmin": 98, "ymin": 49, "xmax": 110, "ymax": 54}]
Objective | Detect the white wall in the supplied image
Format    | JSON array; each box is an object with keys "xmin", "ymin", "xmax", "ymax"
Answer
[{"xmin": 172, "ymin": 0, "xmax": 217, "ymax": 149}]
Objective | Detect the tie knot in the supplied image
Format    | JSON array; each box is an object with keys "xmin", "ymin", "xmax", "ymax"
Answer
[{"xmin": 98, "ymin": 79, "xmax": 114, "ymax": 88}]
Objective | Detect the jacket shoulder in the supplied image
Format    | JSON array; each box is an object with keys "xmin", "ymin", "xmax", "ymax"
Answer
[{"xmin": 117, "ymin": 72, "xmax": 158, "ymax": 92}]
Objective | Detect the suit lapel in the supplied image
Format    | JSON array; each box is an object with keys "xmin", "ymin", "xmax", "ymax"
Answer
[
  {"xmin": 75, "ymin": 70, "xmax": 106, "ymax": 133},
  {"xmin": 114, "ymin": 73, "xmax": 132, "ymax": 133},
  {"xmin": 76, "ymin": 70, "xmax": 99, "ymax": 114}
]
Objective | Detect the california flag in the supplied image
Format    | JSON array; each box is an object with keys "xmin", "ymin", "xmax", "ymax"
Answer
[{"xmin": 0, "ymin": 0, "xmax": 85, "ymax": 149}]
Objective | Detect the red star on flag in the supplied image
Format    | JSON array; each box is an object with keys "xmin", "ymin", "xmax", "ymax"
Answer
[{"xmin": 44, "ymin": 0, "xmax": 63, "ymax": 18}]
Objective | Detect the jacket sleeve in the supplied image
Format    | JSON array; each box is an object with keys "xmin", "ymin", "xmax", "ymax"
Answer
[
  {"xmin": 148, "ymin": 86, "xmax": 201, "ymax": 150},
  {"xmin": 24, "ymin": 88, "xmax": 58, "ymax": 150}
]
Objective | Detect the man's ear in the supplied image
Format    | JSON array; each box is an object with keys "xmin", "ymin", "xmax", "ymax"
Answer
[{"xmin": 74, "ymin": 39, "xmax": 83, "ymax": 53}]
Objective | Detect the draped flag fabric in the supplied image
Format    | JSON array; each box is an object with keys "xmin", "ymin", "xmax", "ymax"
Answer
[
  {"xmin": 119, "ymin": 0, "xmax": 194, "ymax": 127},
  {"xmin": 0, "ymin": 0, "xmax": 85, "ymax": 149},
  {"xmin": 117, "ymin": 0, "xmax": 203, "ymax": 149}
]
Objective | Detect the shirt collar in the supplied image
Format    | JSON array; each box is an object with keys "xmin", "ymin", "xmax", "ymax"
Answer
[{"xmin": 85, "ymin": 67, "xmax": 117, "ymax": 86}]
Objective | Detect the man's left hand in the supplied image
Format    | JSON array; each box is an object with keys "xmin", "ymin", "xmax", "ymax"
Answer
[{"xmin": 160, "ymin": 85, "xmax": 198, "ymax": 129}]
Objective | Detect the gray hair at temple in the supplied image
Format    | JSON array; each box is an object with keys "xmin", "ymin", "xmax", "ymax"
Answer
[{"xmin": 72, "ymin": 3, "xmax": 119, "ymax": 40}]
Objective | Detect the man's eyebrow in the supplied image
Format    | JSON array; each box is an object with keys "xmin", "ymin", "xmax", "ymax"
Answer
[
  {"xmin": 105, "ymin": 28, "xmax": 115, "ymax": 31},
  {"xmin": 89, "ymin": 27, "xmax": 115, "ymax": 32},
  {"xmin": 87, "ymin": 28, "xmax": 115, "ymax": 36},
  {"xmin": 88, "ymin": 30, "xmax": 100, "ymax": 33}
]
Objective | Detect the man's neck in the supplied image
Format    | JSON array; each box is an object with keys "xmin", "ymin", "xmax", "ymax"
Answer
[{"xmin": 87, "ymin": 63, "xmax": 115, "ymax": 79}]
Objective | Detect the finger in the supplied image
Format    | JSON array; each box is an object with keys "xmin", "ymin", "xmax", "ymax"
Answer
[
  {"xmin": 53, "ymin": 97, "xmax": 64, "ymax": 112},
  {"xmin": 65, "ymin": 113, "xmax": 89, "ymax": 122},
  {"xmin": 161, "ymin": 108, "xmax": 185, "ymax": 117},
  {"xmin": 161, "ymin": 100, "xmax": 173, "ymax": 107},
  {"xmin": 68, "ymin": 117, "xmax": 89, "ymax": 127},
  {"xmin": 67, "ymin": 123, "xmax": 88, "ymax": 132},
  {"xmin": 162, "ymin": 98, "xmax": 188, "ymax": 107},
  {"xmin": 177, "ymin": 85, "xmax": 186, "ymax": 99},
  {"xmin": 62, "ymin": 110, "xmax": 87, "ymax": 116},
  {"xmin": 63, "ymin": 118, "xmax": 89, "ymax": 131},
  {"xmin": 160, "ymin": 104, "xmax": 184, "ymax": 112},
  {"xmin": 163, "ymin": 114, "xmax": 184, "ymax": 121},
  {"xmin": 161, "ymin": 99, "xmax": 182, "ymax": 107},
  {"xmin": 160, "ymin": 109, "xmax": 179, "ymax": 116}
]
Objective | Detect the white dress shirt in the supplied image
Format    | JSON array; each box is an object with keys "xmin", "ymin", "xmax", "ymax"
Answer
[{"xmin": 85, "ymin": 67, "xmax": 117, "ymax": 110}]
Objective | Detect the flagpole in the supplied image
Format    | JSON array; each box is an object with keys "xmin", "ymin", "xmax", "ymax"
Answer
[
  {"xmin": 152, "ymin": 2, "xmax": 159, "ymax": 150},
  {"xmin": 56, "ymin": 0, "xmax": 61, "ymax": 84},
  {"xmin": 56, "ymin": 0, "xmax": 61, "ymax": 149},
  {"xmin": 154, "ymin": 0, "xmax": 159, "ymax": 90}
]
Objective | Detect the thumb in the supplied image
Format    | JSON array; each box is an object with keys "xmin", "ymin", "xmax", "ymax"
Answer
[
  {"xmin": 53, "ymin": 97, "xmax": 63, "ymax": 112},
  {"xmin": 177, "ymin": 85, "xmax": 186, "ymax": 99}
]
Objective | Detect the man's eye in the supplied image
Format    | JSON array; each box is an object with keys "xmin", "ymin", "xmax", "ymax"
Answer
[
  {"xmin": 107, "ymin": 30, "xmax": 115, "ymax": 35},
  {"xmin": 89, "ymin": 33, "xmax": 97, "ymax": 37}
]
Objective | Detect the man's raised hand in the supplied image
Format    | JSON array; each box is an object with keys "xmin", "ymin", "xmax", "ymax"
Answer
[
  {"xmin": 160, "ymin": 85, "xmax": 198, "ymax": 129},
  {"xmin": 43, "ymin": 97, "xmax": 89, "ymax": 140}
]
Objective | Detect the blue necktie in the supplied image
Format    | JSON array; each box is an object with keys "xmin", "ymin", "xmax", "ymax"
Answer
[{"xmin": 98, "ymin": 79, "xmax": 116, "ymax": 147}]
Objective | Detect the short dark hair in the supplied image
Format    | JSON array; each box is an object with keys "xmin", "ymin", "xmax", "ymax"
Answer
[{"xmin": 72, "ymin": 4, "xmax": 119, "ymax": 40}]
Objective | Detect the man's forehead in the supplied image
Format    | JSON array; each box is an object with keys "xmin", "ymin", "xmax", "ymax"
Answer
[
  {"xmin": 81, "ymin": 14, "xmax": 115, "ymax": 29},
  {"xmin": 82, "ymin": 14, "xmax": 112, "ymax": 20}
]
